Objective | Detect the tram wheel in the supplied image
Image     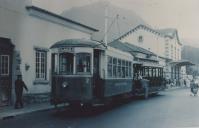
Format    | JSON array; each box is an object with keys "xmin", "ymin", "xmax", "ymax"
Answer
[
  {"xmin": 69, "ymin": 102, "xmax": 82, "ymax": 109},
  {"xmin": 82, "ymin": 103, "xmax": 93, "ymax": 109}
]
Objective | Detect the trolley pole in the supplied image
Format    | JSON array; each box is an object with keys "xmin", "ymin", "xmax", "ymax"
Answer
[{"xmin": 104, "ymin": 3, "xmax": 108, "ymax": 47}]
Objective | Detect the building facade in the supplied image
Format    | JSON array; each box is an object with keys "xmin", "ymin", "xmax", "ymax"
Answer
[
  {"xmin": 117, "ymin": 25, "xmax": 182, "ymax": 61},
  {"xmin": 113, "ymin": 24, "xmax": 189, "ymax": 85},
  {"xmin": 0, "ymin": 0, "xmax": 97, "ymax": 106}
]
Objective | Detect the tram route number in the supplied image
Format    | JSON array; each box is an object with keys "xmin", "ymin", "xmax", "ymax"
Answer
[{"xmin": 59, "ymin": 47, "xmax": 74, "ymax": 53}]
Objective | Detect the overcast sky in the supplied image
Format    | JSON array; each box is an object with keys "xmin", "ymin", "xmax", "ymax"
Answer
[{"xmin": 32, "ymin": 0, "xmax": 199, "ymax": 42}]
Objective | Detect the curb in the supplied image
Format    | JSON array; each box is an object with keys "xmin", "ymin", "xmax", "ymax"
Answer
[
  {"xmin": 0, "ymin": 103, "xmax": 68, "ymax": 120},
  {"xmin": 0, "ymin": 106, "xmax": 54, "ymax": 120}
]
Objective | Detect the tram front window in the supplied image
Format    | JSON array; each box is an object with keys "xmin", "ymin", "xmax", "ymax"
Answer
[
  {"xmin": 59, "ymin": 53, "xmax": 73, "ymax": 74},
  {"xmin": 76, "ymin": 53, "xmax": 91, "ymax": 73}
]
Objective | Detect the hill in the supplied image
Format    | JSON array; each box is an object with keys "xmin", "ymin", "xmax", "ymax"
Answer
[
  {"xmin": 61, "ymin": 1, "xmax": 147, "ymax": 43},
  {"xmin": 182, "ymin": 45, "xmax": 199, "ymax": 64}
]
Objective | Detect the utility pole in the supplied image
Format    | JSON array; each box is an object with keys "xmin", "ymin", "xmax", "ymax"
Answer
[{"xmin": 104, "ymin": 3, "xmax": 108, "ymax": 47}]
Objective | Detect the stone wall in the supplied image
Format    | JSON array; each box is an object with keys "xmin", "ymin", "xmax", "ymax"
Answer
[{"xmin": 23, "ymin": 93, "xmax": 50, "ymax": 104}]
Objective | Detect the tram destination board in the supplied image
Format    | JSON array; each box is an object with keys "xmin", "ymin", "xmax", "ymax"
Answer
[{"xmin": 58, "ymin": 47, "xmax": 74, "ymax": 53}]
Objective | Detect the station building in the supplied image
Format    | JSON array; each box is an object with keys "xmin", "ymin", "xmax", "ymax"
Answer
[
  {"xmin": 112, "ymin": 24, "xmax": 193, "ymax": 85},
  {"xmin": 0, "ymin": 0, "xmax": 98, "ymax": 106}
]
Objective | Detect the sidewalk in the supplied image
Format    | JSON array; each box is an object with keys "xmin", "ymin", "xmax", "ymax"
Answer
[
  {"xmin": 165, "ymin": 86, "xmax": 188, "ymax": 91},
  {"xmin": 0, "ymin": 102, "xmax": 56, "ymax": 120}
]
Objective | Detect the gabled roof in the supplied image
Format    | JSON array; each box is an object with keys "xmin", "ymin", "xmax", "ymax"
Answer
[
  {"xmin": 169, "ymin": 60, "xmax": 195, "ymax": 66},
  {"xmin": 124, "ymin": 42, "xmax": 155, "ymax": 55},
  {"xmin": 108, "ymin": 40, "xmax": 155, "ymax": 56},
  {"xmin": 111, "ymin": 24, "xmax": 182, "ymax": 45},
  {"xmin": 108, "ymin": 40, "xmax": 132, "ymax": 53}
]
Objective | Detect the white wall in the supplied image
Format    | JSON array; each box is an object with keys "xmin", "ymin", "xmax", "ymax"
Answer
[
  {"xmin": 120, "ymin": 28, "xmax": 165, "ymax": 57},
  {"xmin": 120, "ymin": 27, "xmax": 182, "ymax": 61},
  {"xmin": 0, "ymin": 0, "xmax": 91, "ymax": 94}
]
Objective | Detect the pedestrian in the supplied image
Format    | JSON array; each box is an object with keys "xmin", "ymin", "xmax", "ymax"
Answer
[
  {"xmin": 190, "ymin": 78, "xmax": 199, "ymax": 96},
  {"xmin": 15, "ymin": 75, "xmax": 28, "ymax": 109}
]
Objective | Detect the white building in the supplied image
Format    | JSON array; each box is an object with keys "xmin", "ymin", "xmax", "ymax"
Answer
[
  {"xmin": 0, "ymin": 0, "xmax": 98, "ymax": 106},
  {"xmin": 113, "ymin": 24, "xmax": 193, "ymax": 85},
  {"xmin": 115, "ymin": 24, "xmax": 182, "ymax": 61}
]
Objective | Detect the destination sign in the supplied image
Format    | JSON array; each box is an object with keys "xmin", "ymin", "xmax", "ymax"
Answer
[{"xmin": 59, "ymin": 47, "xmax": 74, "ymax": 53}]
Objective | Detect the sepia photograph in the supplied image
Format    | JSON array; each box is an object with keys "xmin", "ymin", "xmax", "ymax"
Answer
[{"xmin": 0, "ymin": 0, "xmax": 199, "ymax": 128}]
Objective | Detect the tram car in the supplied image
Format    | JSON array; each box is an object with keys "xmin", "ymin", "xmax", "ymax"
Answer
[
  {"xmin": 50, "ymin": 39, "xmax": 134, "ymax": 107},
  {"xmin": 133, "ymin": 63, "xmax": 165, "ymax": 97}
]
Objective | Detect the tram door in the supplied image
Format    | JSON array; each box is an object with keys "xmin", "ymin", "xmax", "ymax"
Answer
[
  {"xmin": 0, "ymin": 38, "xmax": 14, "ymax": 106},
  {"xmin": 93, "ymin": 49, "xmax": 101, "ymax": 98}
]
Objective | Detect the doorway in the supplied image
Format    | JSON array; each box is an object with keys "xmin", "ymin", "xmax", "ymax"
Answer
[{"xmin": 0, "ymin": 37, "xmax": 14, "ymax": 106}]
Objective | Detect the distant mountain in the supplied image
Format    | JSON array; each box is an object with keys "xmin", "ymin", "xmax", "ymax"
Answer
[
  {"xmin": 181, "ymin": 39, "xmax": 199, "ymax": 48},
  {"xmin": 182, "ymin": 45, "xmax": 199, "ymax": 64},
  {"xmin": 61, "ymin": 1, "xmax": 148, "ymax": 43}
]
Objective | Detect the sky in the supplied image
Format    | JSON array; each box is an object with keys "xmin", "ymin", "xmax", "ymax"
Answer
[{"xmin": 32, "ymin": 0, "xmax": 199, "ymax": 43}]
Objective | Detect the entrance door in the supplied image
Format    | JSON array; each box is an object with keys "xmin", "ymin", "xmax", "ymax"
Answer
[
  {"xmin": 0, "ymin": 38, "xmax": 14, "ymax": 106},
  {"xmin": 93, "ymin": 49, "xmax": 101, "ymax": 98}
]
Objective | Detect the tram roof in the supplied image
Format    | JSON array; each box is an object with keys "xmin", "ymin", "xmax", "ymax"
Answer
[
  {"xmin": 50, "ymin": 39, "xmax": 106, "ymax": 49},
  {"xmin": 169, "ymin": 60, "xmax": 195, "ymax": 66}
]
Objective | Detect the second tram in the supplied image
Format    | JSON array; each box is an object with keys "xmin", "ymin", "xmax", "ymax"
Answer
[{"xmin": 133, "ymin": 63, "xmax": 165, "ymax": 97}]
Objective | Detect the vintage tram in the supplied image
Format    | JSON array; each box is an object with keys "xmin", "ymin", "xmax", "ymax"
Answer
[
  {"xmin": 50, "ymin": 39, "xmax": 134, "ymax": 107},
  {"xmin": 133, "ymin": 63, "xmax": 165, "ymax": 97}
]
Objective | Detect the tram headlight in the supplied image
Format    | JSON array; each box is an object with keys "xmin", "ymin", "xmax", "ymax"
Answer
[{"xmin": 62, "ymin": 81, "xmax": 68, "ymax": 88}]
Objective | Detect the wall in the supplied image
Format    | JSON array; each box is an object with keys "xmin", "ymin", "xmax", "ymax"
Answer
[
  {"xmin": 0, "ymin": 0, "xmax": 91, "ymax": 95},
  {"xmin": 120, "ymin": 27, "xmax": 182, "ymax": 61},
  {"xmin": 120, "ymin": 28, "xmax": 165, "ymax": 58},
  {"xmin": 165, "ymin": 35, "xmax": 181, "ymax": 61}
]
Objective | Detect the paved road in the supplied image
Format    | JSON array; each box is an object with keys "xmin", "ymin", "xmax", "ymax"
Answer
[{"xmin": 1, "ymin": 88, "xmax": 199, "ymax": 128}]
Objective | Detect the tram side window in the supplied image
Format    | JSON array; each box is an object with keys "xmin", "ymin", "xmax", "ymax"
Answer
[
  {"xmin": 152, "ymin": 68, "xmax": 156, "ymax": 77},
  {"xmin": 148, "ymin": 68, "xmax": 152, "ymax": 77},
  {"xmin": 113, "ymin": 58, "xmax": 117, "ymax": 77},
  {"xmin": 117, "ymin": 59, "xmax": 121, "ymax": 77},
  {"xmin": 129, "ymin": 62, "xmax": 132, "ymax": 77},
  {"xmin": 107, "ymin": 56, "xmax": 132, "ymax": 78},
  {"xmin": 144, "ymin": 67, "xmax": 149, "ymax": 77},
  {"xmin": 107, "ymin": 56, "xmax": 112, "ymax": 77},
  {"xmin": 76, "ymin": 53, "xmax": 91, "ymax": 73},
  {"xmin": 52, "ymin": 54, "xmax": 58, "ymax": 74},
  {"xmin": 122, "ymin": 60, "xmax": 125, "ymax": 78},
  {"xmin": 59, "ymin": 53, "xmax": 73, "ymax": 74},
  {"xmin": 156, "ymin": 68, "xmax": 159, "ymax": 77},
  {"xmin": 125, "ymin": 61, "xmax": 128, "ymax": 77}
]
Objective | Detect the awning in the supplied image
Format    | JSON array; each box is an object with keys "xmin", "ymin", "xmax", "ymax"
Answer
[{"xmin": 169, "ymin": 60, "xmax": 195, "ymax": 67}]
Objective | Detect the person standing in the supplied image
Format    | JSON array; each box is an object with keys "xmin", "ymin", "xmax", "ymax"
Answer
[{"xmin": 15, "ymin": 75, "xmax": 28, "ymax": 109}]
